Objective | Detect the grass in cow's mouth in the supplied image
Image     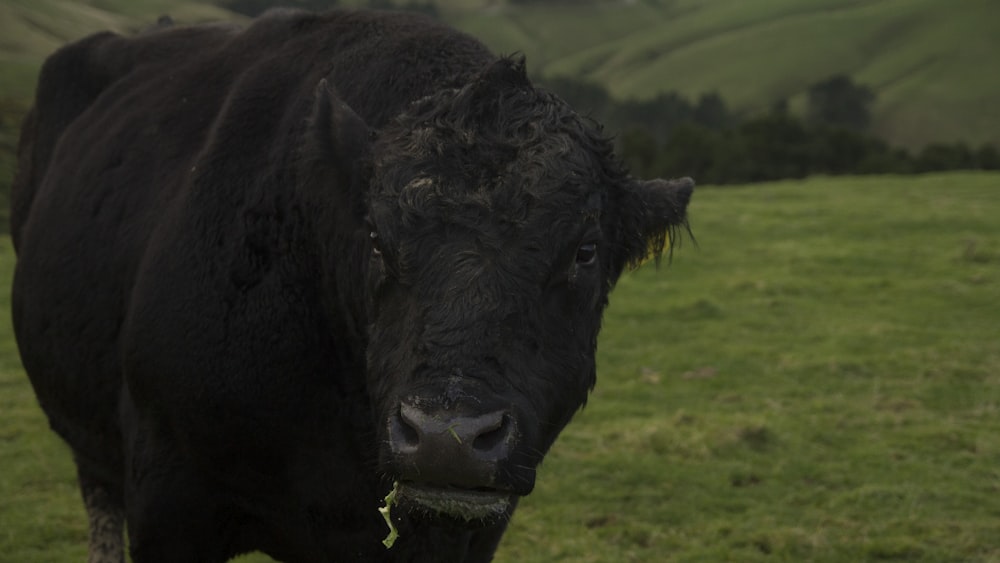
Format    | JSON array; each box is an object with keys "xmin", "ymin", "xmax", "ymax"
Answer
[
  {"xmin": 379, "ymin": 481, "xmax": 510, "ymax": 548},
  {"xmin": 378, "ymin": 481, "xmax": 401, "ymax": 549}
]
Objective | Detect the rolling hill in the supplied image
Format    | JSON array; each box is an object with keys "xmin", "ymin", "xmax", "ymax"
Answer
[
  {"xmin": 453, "ymin": 0, "xmax": 1000, "ymax": 150},
  {"xmin": 1, "ymin": 0, "xmax": 998, "ymax": 149}
]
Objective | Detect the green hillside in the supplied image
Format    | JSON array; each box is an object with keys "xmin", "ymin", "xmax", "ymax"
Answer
[
  {"xmin": 454, "ymin": 0, "xmax": 1000, "ymax": 150},
  {"xmin": 1, "ymin": 0, "xmax": 999, "ymax": 147}
]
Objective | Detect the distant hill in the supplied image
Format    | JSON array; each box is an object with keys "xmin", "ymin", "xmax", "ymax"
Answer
[
  {"xmin": 1, "ymin": 0, "xmax": 998, "ymax": 150},
  {"xmin": 455, "ymin": 0, "xmax": 1000, "ymax": 150}
]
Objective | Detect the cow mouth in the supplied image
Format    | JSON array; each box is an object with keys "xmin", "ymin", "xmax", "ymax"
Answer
[{"xmin": 396, "ymin": 482, "xmax": 513, "ymax": 523}]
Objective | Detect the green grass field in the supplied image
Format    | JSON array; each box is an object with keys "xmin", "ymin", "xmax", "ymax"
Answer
[{"xmin": 2, "ymin": 172, "xmax": 998, "ymax": 561}]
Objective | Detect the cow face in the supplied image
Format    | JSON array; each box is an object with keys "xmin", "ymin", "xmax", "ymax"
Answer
[{"xmin": 311, "ymin": 59, "xmax": 692, "ymax": 526}]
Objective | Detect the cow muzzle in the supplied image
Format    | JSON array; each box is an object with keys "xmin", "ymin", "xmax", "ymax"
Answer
[{"xmin": 387, "ymin": 400, "xmax": 521, "ymax": 522}]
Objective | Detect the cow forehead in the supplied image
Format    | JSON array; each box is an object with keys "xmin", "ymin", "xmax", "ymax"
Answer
[
  {"xmin": 373, "ymin": 79, "xmax": 622, "ymax": 192},
  {"xmin": 372, "ymin": 131, "xmax": 614, "ymax": 224},
  {"xmin": 368, "ymin": 78, "xmax": 626, "ymax": 257},
  {"xmin": 371, "ymin": 170, "xmax": 602, "ymax": 245}
]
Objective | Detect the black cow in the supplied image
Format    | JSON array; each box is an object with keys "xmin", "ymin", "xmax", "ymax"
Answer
[{"xmin": 10, "ymin": 8, "xmax": 693, "ymax": 563}]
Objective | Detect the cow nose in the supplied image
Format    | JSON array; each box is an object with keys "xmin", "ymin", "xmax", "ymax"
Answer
[{"xmin": 389, "ymin": 402, "xmax": 515, "ymax": 488}]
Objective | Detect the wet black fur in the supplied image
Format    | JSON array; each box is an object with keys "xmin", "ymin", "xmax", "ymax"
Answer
[{"xmin": 11, "ymin": 8, "xmax": 692, "ymax": 563}]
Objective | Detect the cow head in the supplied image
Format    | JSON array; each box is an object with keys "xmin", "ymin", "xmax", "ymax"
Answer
[{"xmin": 309, "ymin": 58, "xmax": 692, "ymax": 527}]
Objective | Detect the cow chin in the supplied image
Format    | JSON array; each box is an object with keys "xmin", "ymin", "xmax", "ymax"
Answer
[{"xmin": 396, "ymin": 482, "xmax": 513, "ymax": 527}]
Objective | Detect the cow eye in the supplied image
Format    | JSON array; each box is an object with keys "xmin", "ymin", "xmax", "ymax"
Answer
[
  {"xmin": 370, "ymin": 231, "xmax": 382, "ymax": 257},
  {"xmin": 576, "ymin": 243, "xmax": 597, "ymax": 265}
]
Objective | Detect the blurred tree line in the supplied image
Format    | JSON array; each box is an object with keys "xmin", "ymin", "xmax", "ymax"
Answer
[{"xmin": 540, "ymin": 74, "xmax": 1000, "ymax": 183}]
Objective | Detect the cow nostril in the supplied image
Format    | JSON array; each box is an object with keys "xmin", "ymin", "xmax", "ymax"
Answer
[
  {"xmin": 472, "ymin": 414, "xmax": 511, "ymax": 454},
  {"xmin": 391, "ymin": 408, "xmax": 421, "ymax": 450},
  {"xmin": 391, "ymin": 403, "xmax": 514, "ymax": 462}
]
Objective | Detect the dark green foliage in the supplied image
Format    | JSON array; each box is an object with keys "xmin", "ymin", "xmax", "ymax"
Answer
[
  {"xmin": 810, "ymin": 127, "xmax": 887, "ymax": 175},
  {"xmin": 538, "ymin": 76, "xmax": 613, "ymax": 118},
  {"xmin": 611, "ymin": 92, "xmax": 699, "ymax": 141},
  {"xmin": 538, "ymin": 76, "xmax": 734, "ymax": 143},
  {"xmin": 806, "ymin": 74, "xmax": 875, "ymax": 131},
  {"xmin": 542, "ymin": 74, "xmax": 995, "ymax": 184},
  {"xmin": 737, "ymin": 113, "xmax": 813, "ymax": 181},
  {"xmin": 915, "ymin": 142, "xmax": 976, "ymax": 173},
  {"xmin": 619, "ymin": 128, "xmax": 658, "ymax": 177},
  {"xmin": 976, "ymin": 144, "xmax": 1000, "ymax": 170},
  {"xmin": 693, "ymin": 92, "xmax": 733, "ymax": 130},
  {"xmin": 656, "ymin": 124, "xmax": 719, "ymax": 181}
]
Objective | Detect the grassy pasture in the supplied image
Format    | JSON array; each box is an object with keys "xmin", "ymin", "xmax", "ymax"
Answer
[
  {"xmin": 497, "ymin": 172, "xmax": 1000, "ymax": 562},
  {"xmin": 1, "ymin": 172, "xmax": 998, "ymax": 561}
]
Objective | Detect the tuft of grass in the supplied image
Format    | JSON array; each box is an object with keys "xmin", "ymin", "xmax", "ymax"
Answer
[{"xmin": 379, "ymin": 481, "xmax": 401, "ymax": 549}]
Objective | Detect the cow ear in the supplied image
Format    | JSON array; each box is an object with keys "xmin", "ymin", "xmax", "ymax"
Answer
[
  {"xmin": 305, "ymin": 79, "xmax": 373, "ymax": 221},
  {"xmin": 617, "ymin": 176, "xmax": 694, "ymax": 270},
  {"xmin": 309, "ymin": 79, "xmax": 372, "ymax": 169}
]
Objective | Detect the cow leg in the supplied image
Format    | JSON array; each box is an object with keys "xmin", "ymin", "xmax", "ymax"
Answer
[
  {"xmin": 78, "ymin": 473, "xmax": 125, "ymax": 563},
  {"xmin": 125, "ymin": 483, "xmax": 226, "ymax": 563},
  {"xmin": 122, "ymin": 436, "xmax": 232, "ymax": 561}
]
